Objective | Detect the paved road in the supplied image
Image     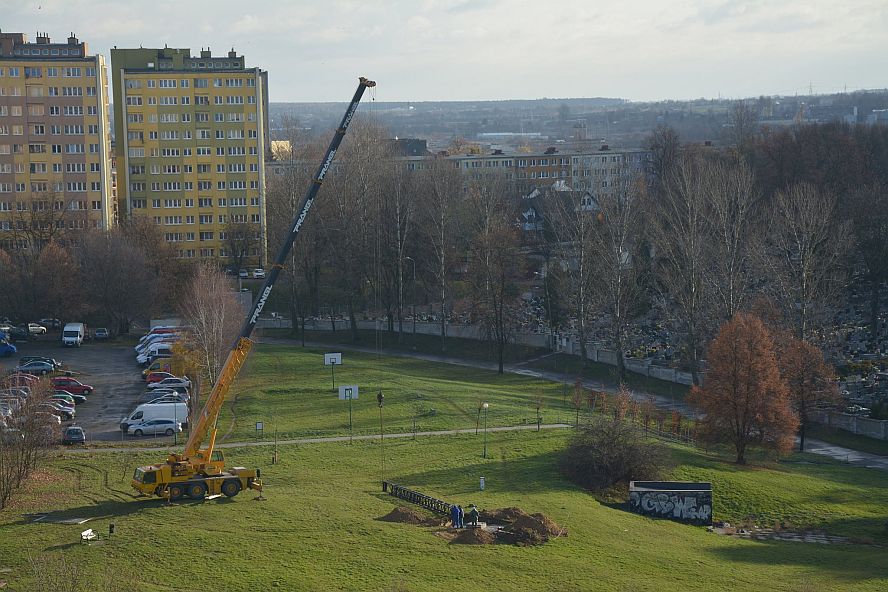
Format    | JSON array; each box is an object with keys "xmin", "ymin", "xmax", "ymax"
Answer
[
  {"xmin": 262, "ymin": 337, "xmax": 888, "ymax": 472},
  {"xmin": 61, "ymin": 423, "xmax": 573, "ymax": 454}
]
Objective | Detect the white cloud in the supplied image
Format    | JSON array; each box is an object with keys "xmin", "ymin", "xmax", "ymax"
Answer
[{"xmin": 1, "ymin": 0, "xmax": 886, "ymax": 101}]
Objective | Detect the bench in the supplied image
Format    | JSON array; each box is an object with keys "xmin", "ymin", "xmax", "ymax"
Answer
[{"xmin": 80, "ymin": 528, "xmax": 97, "ymax": 543}]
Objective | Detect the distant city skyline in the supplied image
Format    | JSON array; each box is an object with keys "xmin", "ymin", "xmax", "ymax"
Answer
[{"xmin": 4, "ymin": 0, "xmax": 887, "ymax": 103}]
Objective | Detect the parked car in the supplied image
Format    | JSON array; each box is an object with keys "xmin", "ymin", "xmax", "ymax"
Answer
[
  {"xmin": 7, "ymin": 327, "xmax": 32, "ymax": 342},
  {"xmin": 62, "ymin": 425, "xmax": 86, "ymax": 445},
  {"xmin": 94, "ymin": 328, "xmax": 110, "ymax": 341},
  {"xmin": 40, "ymin": 401, "xmax": 74, "ymax": 421},
  {"xmin": 27, "ymin": 323, "xmax": 47, "ymax": 335},
  {"xmin": 50, "ymin": 377, "xmax": 94, "ymax": 395},
  {"xmin": 147, "ymin": 376, "xmax": 191, "ymax": 390},
  {"xmin": 145, "ymin": 393, "xmax": 189, "ymax": 405},
  {"xmin": 0, "ymin": 341, "xmax": 16, "ymax": 358},
  {"xmin": 142, "ymin": 358, "xmax": 173, "ymax": 378},
  {"xmin": 252, "ymin": 268, "xmax": 266, "ymax": 279},
  {"xmin": 54, "ymin": 390, "xmax": 87, "ymax": 405},
  {"xmin": 138, "ymin": 389, "xmax": 189, "ymax": 404},
  {"xmin": 39, "ymin": 318, "xmax": 61, "ymax": 329},
  {"xmin": 20, "ymin": 356, "xmax": 62, "ymax": 369},
  {"xmin": 128, "ymin": 419, "xmax": 183, "ymax": 437},
  {"xmin": 4, "ymin": 373, "xmax": 38, "ymax": 387},
  {"xmin": 15, "ymin": 360, "xmax": 54, "ymax": 375},
  {"xmin": 146, "ymin": 371, "xmax": 177, "ymax": 384}
]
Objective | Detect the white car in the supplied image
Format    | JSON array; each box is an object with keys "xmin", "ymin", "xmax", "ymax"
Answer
[
  {"xmin": 252, "ymin": 268, "xmax": 266, "ymax": 279},
  {"xmin": 27, "ymin": 323, "xmax": 47, "ymax": 335},
  {"xmin": 147, "ymin": 377, "xmax": 192, "ymax": 390}
]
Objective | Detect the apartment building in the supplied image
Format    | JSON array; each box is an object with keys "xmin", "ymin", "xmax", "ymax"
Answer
[
  {"xmin": 111, "ymin": 46, "xmax": 269, "ymax": 265},
  {"xmin": 0, "ymin": 32, "xmax": 114, "ymax": 245}
]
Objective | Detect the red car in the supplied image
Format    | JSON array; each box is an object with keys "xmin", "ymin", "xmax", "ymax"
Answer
[
  {"xmin": 50, "ymin": 377, "xmax": 94, "ymax": 395},
  {"xmin": 146, "ymin": 371, "xmax": 176, "ymax": 384}
]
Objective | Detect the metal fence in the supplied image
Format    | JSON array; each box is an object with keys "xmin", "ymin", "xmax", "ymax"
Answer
[{"xmin": 382, "ymin": 481, "xmax": 451, "ymax": 515}]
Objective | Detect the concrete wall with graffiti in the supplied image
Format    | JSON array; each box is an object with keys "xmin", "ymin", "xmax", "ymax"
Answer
[{"xmin": 628, "ymin": 481, "xmax": 713, "ymax": 525}]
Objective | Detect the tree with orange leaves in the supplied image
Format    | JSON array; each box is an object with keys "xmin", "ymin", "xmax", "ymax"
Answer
[
  {"xmin": 778, "ymin": 335, "xmax": 839, "ymax": 452},
  {"xmin": 689, "ymin": 313, "xmax": 797, "ymax": 464}
]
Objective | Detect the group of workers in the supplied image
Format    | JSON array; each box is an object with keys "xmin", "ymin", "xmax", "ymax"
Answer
[{"xmin": 450, "ymin": 503, "xmax": 479, "ymax": 528}]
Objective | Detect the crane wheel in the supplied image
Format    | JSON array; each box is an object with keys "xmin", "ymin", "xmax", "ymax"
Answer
[
  {"xmin": 221, "ymin": 479, "xmax": 241, "ymax": 498},
  {"xmin": 168, "ymin": 484, "xmax": 184, "ymax": 500},
  {"xmin": 187, "ymin": 482, "xmax": 207, "ymax": 500}
]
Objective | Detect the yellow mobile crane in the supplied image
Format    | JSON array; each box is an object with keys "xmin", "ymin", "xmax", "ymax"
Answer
[{"xmin": 131, "ymin": 77, "xmax": 377, "ymax": 501}]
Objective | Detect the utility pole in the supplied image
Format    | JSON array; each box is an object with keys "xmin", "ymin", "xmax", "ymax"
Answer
[{"xmin": 377, "ymin": 391, "xmax": 385, "ymax": 481}]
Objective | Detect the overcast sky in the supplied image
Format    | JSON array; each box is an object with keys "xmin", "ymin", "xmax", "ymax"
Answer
[{"xmin": 5, "ymin": 0, "xmax": 887, "ymax": 103}]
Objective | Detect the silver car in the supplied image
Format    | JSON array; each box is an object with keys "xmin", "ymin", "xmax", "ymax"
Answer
[{"xmin": 128, "ymin": 419, "xmax": 183, "ymax": 437}]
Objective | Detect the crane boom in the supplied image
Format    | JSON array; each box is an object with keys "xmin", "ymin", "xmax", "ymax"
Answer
[
  {"xmin": 131, "ymin": 78, "xmax": 376, "ymax": 502},
  {"xmin": 183, "ymin": 77, "xmax": 375, "ymax": 460}
]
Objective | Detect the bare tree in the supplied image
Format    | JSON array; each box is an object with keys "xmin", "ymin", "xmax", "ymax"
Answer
[
  {"xmin": 847, "ymin": 183, "xmax": 888, "ymax": 346},
  {"xmin": 77, "ymin": 230, "xmax": 156, "ymax": 334},
  {"xmin": 703, "ymin": 156, "xmax": 763, "ymax": 320},
  {"xmin": 588, "ymin": 172, "xmax": 647, "ymax": 379},
  {"xmin": 725, "ymin": 102, "xmax": 759, "ymax": 154},
  {"xmin": 647, "ymin": 150, "xmax": 713, "ymax": 384},
  {"xmin": 0, "ymin": 380, "xmax": 56, "ymax": 509},
  {"xmin": 265, "ymin": 138, "xmax": 326, "ymax": 342},
  {"xmin": 644, "ymin": 125, "xmax": 680, "ymax": 197},
  {"xmin": 381, "ymin": 158, "xmax": 417, "ymax": 342},
  {"xmin": 223, "ymin": 220, "xmax": 260, "ymax": 274},
  {"xmin": 763, "ymin": 182, "xmax": 851, "ymax": 341},
  {"xmin": 318, "ymin": 119, "xmax": 390, "ymax": 342},
  {"xmin": 417, "ymin": 156, "xmax": 462, "ymax": 351},
  {"xmin": 545, "ymin": 191, "xmax": 597, "ymax": 360},
  {"xmin": 466, "ymin": 174, "xmax": 522, "ymax": 373},
  {"xmin": 177, "ymin": 264, "xmax": 243, "ymax": 387}
]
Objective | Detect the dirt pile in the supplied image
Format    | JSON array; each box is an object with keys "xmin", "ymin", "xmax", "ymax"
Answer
[
  {"xmin": 378, "ymin": 506, "xmax": 428, "ymax": 525},
  {"xmin": 450, "ymin": 528, "xmax": 497, "ymax": 545},
  {"xmin": 480, "ymin": 507, "xmax": 529, "ymax": 525},
  {"xmin": 507, "ymin": 513, "xmax": 568, "ymax": 546}
]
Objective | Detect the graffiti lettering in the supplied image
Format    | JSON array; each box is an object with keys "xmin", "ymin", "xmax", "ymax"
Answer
[{"xmin": 629, "ymin": 484, "xmax": 712, "ymax": 525}]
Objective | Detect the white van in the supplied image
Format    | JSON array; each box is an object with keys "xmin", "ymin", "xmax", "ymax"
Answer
[
  {"xmin": 62, "ymin": 323, "xmax": 85, "ymax": 347},
  {"xmin": 136, "ymin": 342, "xmax": 174, "ymax": 365},
  {"xmin": 120, "ymin": 401, "xmax": 188, "ymax": 432}
]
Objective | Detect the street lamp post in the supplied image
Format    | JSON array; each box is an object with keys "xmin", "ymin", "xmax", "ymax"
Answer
[
  {"xmin": 405, "ymin": 256, "xmax": 417, "ymax": 336},
  {"xmin": 482, "ymin": 402, "xmax": 489, "ymax": 459}
]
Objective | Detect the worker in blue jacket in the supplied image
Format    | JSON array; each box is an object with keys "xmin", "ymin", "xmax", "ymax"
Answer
[{"xmin": 451, "ymin": 504, "xmax": 460, "ymax": 528}]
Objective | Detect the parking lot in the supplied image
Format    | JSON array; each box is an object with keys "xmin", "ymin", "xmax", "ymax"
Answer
[{"xmin": 1, "ymin": 332, "xmax": 171, "ymax": 442}]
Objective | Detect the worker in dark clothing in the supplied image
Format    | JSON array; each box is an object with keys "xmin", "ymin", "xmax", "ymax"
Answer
[
  {"xmin": 459, "ymin": 505, "xmax": 466, "ymax": 528},
  {"xmin": 451, "ymin": 504, "xmax": 460, "ymax": 528},
  {"xmin": 468, "ymin": 504, "xmax": 479, "ymax": 526}
]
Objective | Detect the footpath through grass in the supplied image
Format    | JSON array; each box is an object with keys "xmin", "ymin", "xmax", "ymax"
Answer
[
  {"xmin": 1, "ymin": 431, "xmax": 888, "ymax": 591},
  {"xmin": 806, "ymin": 424, "xmax": 888, "ymax": 457}
]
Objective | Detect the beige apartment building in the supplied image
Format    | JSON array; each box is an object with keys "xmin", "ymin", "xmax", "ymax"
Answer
[
  {"xmin": 111, "ymin": 46, "xmax": 269, "ymax": 266},
  {"xmin": 0, "ymin": 32, "xmax": 114, "ymax": 247}
]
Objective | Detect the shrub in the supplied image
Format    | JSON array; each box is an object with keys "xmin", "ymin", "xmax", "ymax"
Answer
[{"xmin": 560, "ymin": 416, "xmax": 670, "ymax": 491}]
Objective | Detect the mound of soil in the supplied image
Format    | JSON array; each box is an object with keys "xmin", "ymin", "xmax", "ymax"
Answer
[
  {"xmin": 378, "ymin": 506, "xmax": 427, "ymax": 525},
  {"xmin": 450, "ymin": 528, "xmax": 497, "ymax": 545},
  {"xmin": 480, "ymin": 507, "xmax": 530, "ymax": 525},
  {"xmin": 508, "ymin": 513, "xmax": 567, "ymax": 546}
]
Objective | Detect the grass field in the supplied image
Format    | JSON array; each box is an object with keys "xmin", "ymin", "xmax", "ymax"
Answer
[
  {"xmin": 1, "ymin": 430, "xmax": 887, "ymax": 591},
  {"xmin": 264, "ymin": 328, "xmax": 689, "ymax": 399},
  {"xmin": 218, "ymin": 344, "xmax": 576, "ymax": 442}
]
